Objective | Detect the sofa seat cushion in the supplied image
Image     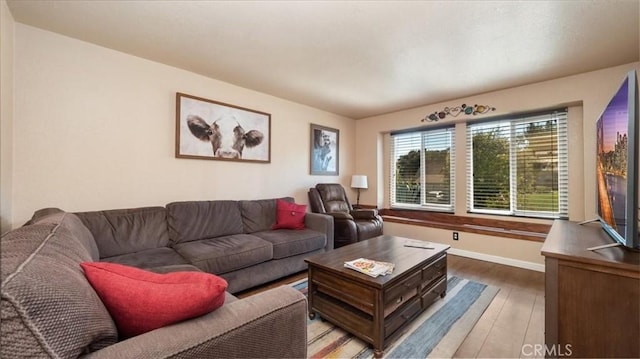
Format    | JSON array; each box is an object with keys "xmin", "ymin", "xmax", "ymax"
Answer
[
  {"xmin": 81, "ymin": 262, "xmax": 227, "ymax": 338},
  {"xmin": 100, "ymin": 247, "xmax": 189, "ymax": 269},
  {"xmin": 146, "ymin": 264, "xmax": 203, "ymax": 274},
  {"xmin": 252, "ymin": 229, "xmax": 326, "ymax": 259},
  {"xmin": 1, "ymin": 221, "xmax": 117, "ymax": 359},
  {"xmin": 173, "ymin": 234, "xmax": 273, "ymax": 274}
]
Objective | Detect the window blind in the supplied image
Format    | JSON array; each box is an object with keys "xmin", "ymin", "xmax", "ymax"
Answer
[
  {"xmin": 466, "ymin": 110, "xmax": 568, "ymax": 218},
  {"xmin": 390, "ymin": 127, "xmax": 455, "ymax": 211}
]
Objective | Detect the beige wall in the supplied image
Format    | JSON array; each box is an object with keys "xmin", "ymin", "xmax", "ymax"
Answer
[
  {"xmin": 5, "ymin": 16, "xmax": 640, "ymax": 266},
  {"xmin": 385, "ymin": 222, "xmax": 545, "ymax": 268},
  {"xmin": 9, "ymin": 24, "xmax": 356, "ymax": 228},
  {"xmin": 356, "ymin": 62, "xmax": 640, "ymax": 265},
  {"xmin": 1, "ymin": 0, "xmax": 15, "ymax": 234}
]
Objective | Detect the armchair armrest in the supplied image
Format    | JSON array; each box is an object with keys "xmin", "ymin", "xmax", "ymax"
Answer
[
  {"xmin": 82, "ymin": 286, "xmax": 307, "ymax": 359},
  {"xmin": 327, "ymin": 212, "xmax": 354, "ymax": 221},
  {"xmin": 350, "ymin": 209, "xmax": 379, "ymax": 220},
  {"xmin": 305, "ymin": 212, "xmax": 334, "ymax": 251}
]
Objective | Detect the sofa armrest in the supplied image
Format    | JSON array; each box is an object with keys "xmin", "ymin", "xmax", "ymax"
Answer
[
  {"xmin": 304, "ymin": 212, "xmax": 334, "ymax": 251},
  {"xmin": 82, "ymin": 286, "xmax": 307, "ymax": 359}
]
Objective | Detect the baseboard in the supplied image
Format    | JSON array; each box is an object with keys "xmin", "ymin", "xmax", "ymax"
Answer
[{"xmin": 447, "ymin": 248, "xmax": 545, "ymax": 272}]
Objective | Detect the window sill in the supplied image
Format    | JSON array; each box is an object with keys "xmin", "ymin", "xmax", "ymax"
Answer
[{"xmin": 379, "ymin": 208, "xmax": 551, "ymax": 242}]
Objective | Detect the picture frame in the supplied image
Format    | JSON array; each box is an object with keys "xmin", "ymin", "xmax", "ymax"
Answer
[
  {"xmin": 310, "ymin": 123, "xmax": 339, "ymax": 175},
  {"xmin": 175, "ymin": 92, "xmax": 271, "ymax": 163}
]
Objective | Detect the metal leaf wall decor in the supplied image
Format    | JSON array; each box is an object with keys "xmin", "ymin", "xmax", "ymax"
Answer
[{"xmin": 421, "ymin": 103, "xmax": 496, "ymax": 122}]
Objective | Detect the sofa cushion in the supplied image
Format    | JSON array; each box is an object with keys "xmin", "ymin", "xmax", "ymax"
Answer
[
  {"xmin": 252, "ymin": 229, "xmax": 327, "ymax": 259},
  {"xmin": 272, "ymin": 199, "xmax": 307, "ymax": 230},
  {"xmin": 240, "ymin": 197, "xmax": 294, "ymax": 233},
  {"xmin": 74, "ymin": 207, "xmax": 170, "ymax": 258},
  {"xmin": 1, "ymin": 221, "xmax": 118, "ymax": 359},
  {"xmin": 100, "ymin": 247, "xmax": 189, "ymax": 269},
  {"xmin": 146, "ymin": 264, "xmax": 203, "ymax": 274},
  {"xmin": 30, "ymin": 208, "xmax": 100, "ymax": 261},
  {"xmin": 144, "ymin": 265, "xmax": 242, "ymax": 305},
  {"xmin": 173, "ymin": 234, "xmax": 273, "ymax": 274},
  {"xmin": 81, "ymin": 262, "xmax": 227, "ymax": 338},
  {"xmin": 167, "ymin": 201, "xmax": 244, "ymax": 243}
]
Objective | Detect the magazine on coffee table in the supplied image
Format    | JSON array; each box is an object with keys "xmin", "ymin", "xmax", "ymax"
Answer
[{"xmin": 344, "ymin": 258, "xmax": 395, "ymax": 278}]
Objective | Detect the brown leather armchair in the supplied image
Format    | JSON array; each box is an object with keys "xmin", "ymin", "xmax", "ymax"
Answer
[{"xmin": 308, "ymin": 183, "xmax": 383, "ymax": 248}]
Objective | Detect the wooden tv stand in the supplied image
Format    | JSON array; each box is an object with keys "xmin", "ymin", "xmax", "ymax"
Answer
[{"xmin": 541, "ymin": 220, "xmax": 640, "ymax": 358}]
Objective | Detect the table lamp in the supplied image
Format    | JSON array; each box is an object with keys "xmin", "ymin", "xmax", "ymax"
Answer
[{"xmin": 350, "ymin": 175, "xmax": 368, "ymax": 207}]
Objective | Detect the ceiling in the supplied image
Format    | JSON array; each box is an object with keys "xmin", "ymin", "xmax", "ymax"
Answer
[{"xmin": 6, "ymin": 0, "xmax": 639, "ymax": 119}]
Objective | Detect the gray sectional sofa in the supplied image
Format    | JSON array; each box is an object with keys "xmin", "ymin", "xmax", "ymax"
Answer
[
  {"xmin": 71, "ymin": 197, "xmax": 334, "ymax": 293},
  {"xmin": 1, "ymin": 197, "xmax": 333, "ymax": 358}
]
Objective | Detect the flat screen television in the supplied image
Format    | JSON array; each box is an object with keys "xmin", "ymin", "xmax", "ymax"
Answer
[{"xmin": 595, "ymin": 69, "xmax": 639, "ymax": 250}]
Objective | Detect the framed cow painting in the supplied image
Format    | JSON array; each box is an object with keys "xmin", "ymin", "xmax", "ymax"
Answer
[
  {"xmin": 310, "ymin": 124, "xmax": 339, "ymax": 175},
  {"xmin": 175, "ymin": 92, "xmax": 271, "ymax": 163}
]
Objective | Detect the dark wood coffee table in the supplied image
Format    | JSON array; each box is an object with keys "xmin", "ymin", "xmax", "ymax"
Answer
[{"xmin": 304, "ymin": 235, "xmax": 450, "ymax": 358}]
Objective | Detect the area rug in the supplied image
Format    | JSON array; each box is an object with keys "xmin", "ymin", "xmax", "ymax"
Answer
[{"xmin": 291, "ymin": 276, "xmax": 499, "ymax": 359}]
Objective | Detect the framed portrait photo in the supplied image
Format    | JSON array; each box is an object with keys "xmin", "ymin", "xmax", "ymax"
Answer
[
  {"xmin": 175, "ymin": 92, "xmax": 271, "ymax": 163},
  {"xmin": 310, "ymin": 124, "xmax": 339, "ymax": 175}
]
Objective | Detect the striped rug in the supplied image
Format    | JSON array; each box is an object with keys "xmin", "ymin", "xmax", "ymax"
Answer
[{"xmin": 292, "ymin": 276, "xmax": 499, "ymax": 359}]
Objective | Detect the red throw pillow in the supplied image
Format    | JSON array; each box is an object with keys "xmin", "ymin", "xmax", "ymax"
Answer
[
  {"xmin": 272, "ymin": 199, "xmax": 307, "ymax": 230},
  {"xmin": 80, "ymin": 262, "xmax": 227, "ymax": 338}
]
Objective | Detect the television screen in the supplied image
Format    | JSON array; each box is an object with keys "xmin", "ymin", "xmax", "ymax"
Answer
[{"xmin": 596, "ymin": 70, "xmax": 639, "ymax": 249}]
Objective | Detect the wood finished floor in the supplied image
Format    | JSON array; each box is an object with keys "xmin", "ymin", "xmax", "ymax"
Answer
[{"xmin": 236, "ymin": 254, "xmax": 545, "ymax": 358}]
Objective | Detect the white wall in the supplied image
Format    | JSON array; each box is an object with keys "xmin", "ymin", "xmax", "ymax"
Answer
[
  {"xmin": 355, "ymin": 62, "xmax": 640, "ymax": 265},
  {"xmin": 10, "ymin": 24, "xmax": 356, "ymax": 228},
  {"xmin": 1, "ymin": 0, "xmax": 15, "ymax": 234}
]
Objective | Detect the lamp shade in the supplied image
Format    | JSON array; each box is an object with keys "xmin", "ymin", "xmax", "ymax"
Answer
[{"xmin": 351, "ymin": 175, "xmax": 368, "ymax": 189}]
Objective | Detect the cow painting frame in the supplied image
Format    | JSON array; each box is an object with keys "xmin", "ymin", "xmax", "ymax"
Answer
[
  {"xmin": 175, "ymin": 92, "xmax": 271, "ymax": 163},
  {"xmin": 310, "ymin": 124, "xmax": 339, "ymax": 175}
]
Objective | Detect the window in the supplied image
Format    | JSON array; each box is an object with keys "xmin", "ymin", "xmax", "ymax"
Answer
[
  {"xmin": 466, "ymin": 110, "xmax": 568, "ymax": 218},
  {"xmin": 390, "ymin": 127, "xmax": 455, "ymax": 211}
]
